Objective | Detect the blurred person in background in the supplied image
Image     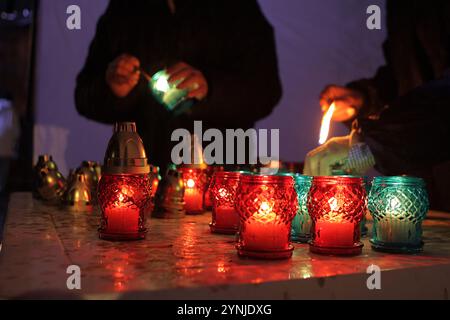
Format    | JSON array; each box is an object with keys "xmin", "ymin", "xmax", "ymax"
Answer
[
  {"xmin": 304, "ymin": 0, "xmax": 450, "ymax": 210},
  {"xmin": 75, "ymin": 0, "xmax": 282, "ymax": 172}
]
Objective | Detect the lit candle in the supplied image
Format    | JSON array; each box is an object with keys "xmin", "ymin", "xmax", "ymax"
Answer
[
  {"xmin": 368, "ymin": 176, "xmax": 429, "ymax": 253},
  {"xmin": 184, "ymin": 180, "xmax": 203, "ymax": 213},
  {"xmin": 213, "ymin": 205, "xmax": 240, "ymax": 230},
  {"xmin": 240, "ymin": 204, "xmax": 290, "ymax": 251},
  {"xmin": 235, "ymin": 174, "xmax": 298, "ymax": 259},
  {"xmin": 308, "ymin": 176, "xmax": 366, "ymax": 255},
  {"xmin": 97, "ymin": 122, "xmax": 151, "ymax": 241},
  {"xmin": 98, "ymin": 175, "xmax": 151, "ymax": 240},
  {"xmin": 314, "ymin": 221, "xmax": 354, "ymax": 247},
  {"xmin": 179, "ymin": 168, "xmax": 207, "ymax": 214},
  {"xmin": 104, "ymin": 191, "xmax": 140, "ymax": 233},
  {"xmin": 209, "ymin": 171, "xmax": 242, "ymax": 234},
  {"xmin": 150, "ymin": 70, "xmax": 189, "ymax": 111}
]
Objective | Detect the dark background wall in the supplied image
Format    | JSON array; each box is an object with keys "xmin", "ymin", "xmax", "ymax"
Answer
[{"xmin": 33, "ymin": 0, "xmax": 387, "ymax": 175}]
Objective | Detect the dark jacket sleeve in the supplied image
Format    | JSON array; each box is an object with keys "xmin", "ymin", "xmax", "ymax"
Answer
[
  {"xmin": 360, "ymin": 76, "xmax": 450, "ymax": 175},
  {"xmin": 181, "ymin": 1, "xmax": 282, "ymax": 129},
  {"xmin": 346, "ymin": 40, "xmax": 398, "ymax": 121},
  {"xmin": 74, "ymin": 1, "xmax": 148, "ymax": 124}
]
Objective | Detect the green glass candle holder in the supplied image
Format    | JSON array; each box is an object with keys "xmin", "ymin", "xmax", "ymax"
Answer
[
  {"xmin": 291, "ymin": 174, "xmax": 313, "ymax": 243},
  {"xmin": 150, "ymin": 70, "xmax": 192, "ymax": 114},
  {"xmin": 368, "ymin": 176, "xmax": 429, "ymax": 253}
]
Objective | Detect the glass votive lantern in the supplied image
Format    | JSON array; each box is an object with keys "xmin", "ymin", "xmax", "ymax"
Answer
[
  {"xmin": 204, "ymin": 165, "xmax": 224, "ymax": 210},
  {"xmin": 209, "ymin": 171, "xmax": 242, "ymax": 234},
  {"xmin": 150, "ymin": 69, "xmax": 193, "ymax": 114},
  {"xmin": 178, "ymin": 166, "xmax": 207, "ymax": 214},
  {"xmin": 308, "ymin": 176, "xmax": 366, "ymax": 255},
  {"xmin": 291, "ymin": 174, "xmax": 313, "ymax": 243},
  {"xmin": 98, "ymin": 123, "xmax": 152, "ymax": 241},
  {"xmin": 368, "ymin": 176, "xmax": 429, "ymax": 253},
  {"xmin": 331, "ymin": 171, "xmax": 370, "ymax": 237},
  {"xmin": 235, "ymin": 174, "xmax": 298, "ymax": 259}
]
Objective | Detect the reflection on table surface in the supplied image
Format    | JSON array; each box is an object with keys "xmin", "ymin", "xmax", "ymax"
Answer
[{"xmin": 0, "ymin": 193, "xmax": 449, "ymax": 299}]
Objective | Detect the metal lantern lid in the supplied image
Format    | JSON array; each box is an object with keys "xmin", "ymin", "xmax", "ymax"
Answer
[
  {"xmin": 36, "ymin": 154, "xmax": 59, "ymax": 171},
  {"xmin": 103, "ymin": 122, "xmax": 150, "ymax": 175},
  {"xmin": 63, "ymin": 173, "xmax": 93, "ymax": 212}
]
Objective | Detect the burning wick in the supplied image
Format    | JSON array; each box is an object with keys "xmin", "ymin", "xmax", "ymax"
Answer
[
  {"xmin": 319, "ymin": 102, "xmax": 336, "ymax": 145},
  {"xmin": 186, "ymin": 178, "xmax": 196, "ymax": 188}
]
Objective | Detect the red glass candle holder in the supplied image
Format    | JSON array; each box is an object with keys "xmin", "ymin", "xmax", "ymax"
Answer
[
  {"xmin": 178, "ymin": 167, "xmax": 207, "ymax": 214},
  {"xmin": 209, "ymin": 171, "xmax": 242, "ymax": 234},
  {"xmin": 204, "ymin": 165, "xmax": 224, "ymax": 210},
  {"xmin": 98, "ymin": 174, "xmax": 151, "ymax": 240},
  {"xmin": 308, "ymin": 176, "xmax": 366, "ymax": 256},
  {"xmin": 235, "ymin": 174, "xmax": 298, "ymax": 259}
]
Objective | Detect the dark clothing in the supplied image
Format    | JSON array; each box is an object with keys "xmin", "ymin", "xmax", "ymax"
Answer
[
  {"xmin": 361, "ymin": 76, "xmax": 450, "ymax": 175},
  {"xmin": 348, "ymin": 0, "xmax": 450, "ymax": 120},
  {"xmin": 348, "ymin": 0, "xmax": 450, "ymax": 210},
  {"xmin": 75, "ymin": 0, "xmax": 282, "ymax": 169},
  {"xmin": 361, "ymin": 77, "xmax": 450, "ymax": 210}
]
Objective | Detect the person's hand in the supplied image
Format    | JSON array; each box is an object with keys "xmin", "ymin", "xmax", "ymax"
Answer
[
  {"xmin": 106, "ymin": 54, "xmax": 141, "ymax": 98},
  {"xmin": 320, "ymin": 85, "xmax": 364, "ymax": 122},
  {"xmin": 167, "ymin": 62, "xmax": 208, "ymax": 100}
]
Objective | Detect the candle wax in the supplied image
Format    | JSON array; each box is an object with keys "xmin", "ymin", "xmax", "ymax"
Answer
[
  {"xmin": 315, "ymin": 220, "xmax": 354, "ymax": 247},
  {"xmin": 184, "ymin": 187, "xmax": 203, "ymax": 213},
  {"xmin": 376, "ymin": 219, "xmax": 421, "ymax": 245},
  {"xmin": 214, "ymin": 205, "xmax": 240, "ymax": 229},
  {"xmin": 241, "ymin": 217, "xmax": 290, "ymax": 251},
  {"xmin": 104, "ymin": 207, "xmax": 139, "ymax": 234}
]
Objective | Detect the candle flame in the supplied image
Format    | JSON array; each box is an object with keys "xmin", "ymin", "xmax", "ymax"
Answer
[
  {"xmin": 259, "ymin": 201, "xmax": 272, "ymax": 214},
  {"xmin": 319, "ymin": 102, "xmax": 336, "ymax": 145},
  {"xmin": 154, "ymin": 74, "xmax": 170, "ymax": 92},
  {"xmin": 186, "ymin": 178, "xmax": 196, "ymax": 188}
]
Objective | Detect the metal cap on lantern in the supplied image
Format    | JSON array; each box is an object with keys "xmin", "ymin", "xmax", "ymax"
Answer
[{"xmin": 62, "ymin": 172, "xmax": 93, "ymax": 212}]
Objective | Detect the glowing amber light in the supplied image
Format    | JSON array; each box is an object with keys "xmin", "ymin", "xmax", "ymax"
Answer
[
  {"xmin": 186, "ymin": 178, "xmax": 196, "ymax": 188},
  {"xmin": 319, "ymin": 102, "xmax": 336, "ymax": 145},
  {"xmin": 98, "ymin": 174, "xmax": 151, "ymax": 240},
  {"xmin": 235, "ymin": 174, "xmax": 298, "ymax": 259},
  {"xmin": 368, "ymin": 176, "xmax": 429, "ymax": 253},
  {"xmin": 209, "ymin": 171, "xmax": 242, "ymax": 234},
  {"xmin": 178, "ymin": 167, "xmax": 207, "ymax": 214},
  {"xmin": 308, "ymin": 176, "xmax": 366, "ymax": 255}
]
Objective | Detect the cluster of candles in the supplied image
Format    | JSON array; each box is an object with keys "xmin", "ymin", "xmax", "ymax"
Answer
[
  {"xmin": 96, "ymin": 122, "xmax": 429, "ymax": 258},
  {"xmin": 98, "ymin": 163, "xmax": 429, "ymax": 257},
  {"xmin": 206, "ymin": 172, "xmax": 429, "ymax": 258}
]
